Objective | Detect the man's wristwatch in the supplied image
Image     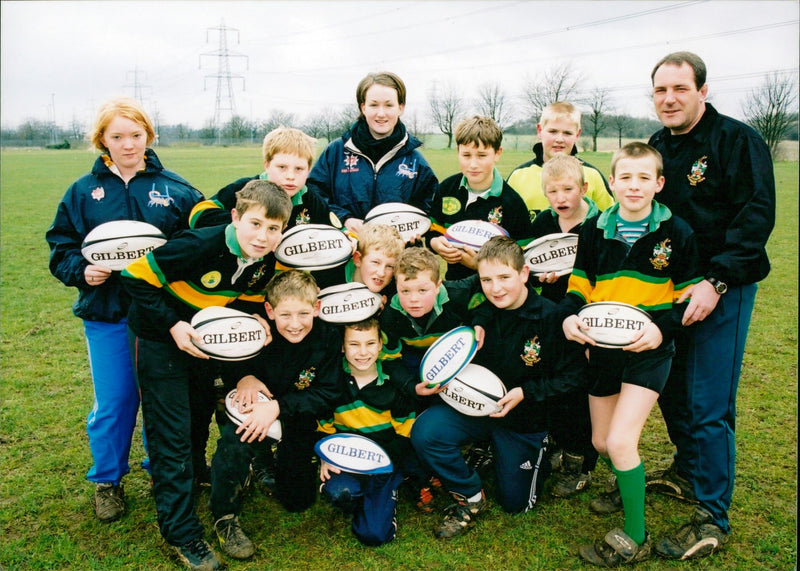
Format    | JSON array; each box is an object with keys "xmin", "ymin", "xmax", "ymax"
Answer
[{"xmin": 706, "ymin": 277, "xmax": 728, "ymax": 295}]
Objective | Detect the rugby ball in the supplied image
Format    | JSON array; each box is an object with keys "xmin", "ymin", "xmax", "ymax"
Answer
[
  {"xmin": 190, "ymin": 306, "xmax": 267, "ymax": 361},
  {"xmin": 523, "ymin": 233, "xmax": 579, "ymax": 277},
  {"xmin": 419, "ymin": 326, "xmax": 478, "ymax": 388},
  {"xmin": 224, "ymin": 389, "xmax": 282, "ymax": 441},
  {"xmin": 444, "ymin": 219, "xmax": 508, "ymax": 251},
  {"xmin": 576, "ymin": 302, "xmax": 653, "ymax": 349},
  {"xmin": 318, "ymin": 282, "xmax": 382, "ymax": 324},
  {"xmin": 81, "ymin": 220, "xmax": 167, "ymax": 271},
  {"xmin": 275, "ymin": 224, "xmax": 352, "ymax": 270},
  {"xmin": 314, "ymin": 433, "xmax": 393, "ymax": 475},
  {"xmin": 439, "ymin": 364, "xmax": 507, "ymax": 417},
  {"xmin": 363, "ymin": 202, "xmax": 431, "ymax": 243}
]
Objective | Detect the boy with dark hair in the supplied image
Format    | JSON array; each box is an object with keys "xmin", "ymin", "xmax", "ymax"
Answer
[
  {"xmin": 209, "ymin": 270, "xmax": 343, "ymax": 560},
  {"xmin": 561, "ymin": 142, "xmax": 700, "ymax": 566},
  {"xmin": 411, "ymin": 236, "xmax": 586, "ymax": 539},
  {"xmin": 427, "ymin": 115, "xmax": 533, "ymax": 280},
  {"xmin": 122, "ymin": 180, "xmax": 291, "ymax": 570}
]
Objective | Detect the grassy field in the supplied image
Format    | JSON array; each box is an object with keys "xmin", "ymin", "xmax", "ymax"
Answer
[{"xmin": 0, "ymin": 146, "xmax": 796, "ymax": 570}]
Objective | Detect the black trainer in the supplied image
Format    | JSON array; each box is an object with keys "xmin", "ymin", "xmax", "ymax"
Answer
[
  {"xmin": 656, "ymin": 506, "xmax": 729, "ymax": 560},
  {"xmin": 215, "ymin": 514, "xmax": 255, "ymax": 560},
  {"xmin": 173, "ymin": 538, "xmax": 224, "ymax": 570}
]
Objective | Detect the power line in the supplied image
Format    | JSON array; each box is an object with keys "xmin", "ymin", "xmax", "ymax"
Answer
[{"xmin": 200, "ymin": 20, "xmax": 248, "ymax": 137}]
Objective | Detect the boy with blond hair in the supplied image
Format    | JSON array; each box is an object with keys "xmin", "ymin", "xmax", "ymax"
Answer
[
  {"xmin": 508, "ymin": 101, "xmax": 614, "ymax": 222},
  {"xmin": 530, "ymin": 154, "xmax": 599, "ymax": 499},
  {"xmin": 343, "ymin": 222, "xmax": 406, "ymax": 303},
  {"xmin": 190, "ymin": 126, "xmax": 339, "ymax": 230},
  {"xmin": 427, "ymin": 115, "xmax": 533, "ymax": 281},
  {"xmin": 122, "ymin": 180, "xmax": 292, "ymax": 570},
  {"xmin": 561, "ymin": 142, "xmax": 701, "ymax": 566},
  {"xmin": 210, "ymin": 270, "xmax": 343, "ymax": 560}
]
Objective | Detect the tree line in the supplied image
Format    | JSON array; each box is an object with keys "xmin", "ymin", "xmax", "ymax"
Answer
[{"xmin": 2, "ymin": 65, "xmax": 796, "ymax": 157}]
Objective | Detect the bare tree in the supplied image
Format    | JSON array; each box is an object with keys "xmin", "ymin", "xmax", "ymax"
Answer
[
  {"xmin": 429, "ymin": 82, "xmax": 464, "ymax": 148},
  {"xmin": 261, "ymin": 110, "xmax": 297, "ymax": 133},
  {"xmin": 585, "ymin": 87, "xmax": 611, "ymax": 152},
  {"xmin": 304, "ymin": 106, "xmax": 353, "ymax": 144},
  {"xmin": 475, "ymin": 82, "xmax": 511, "ymax": 128},
  {"xmin": 742, "ymin": 72, "xmax": 798, "ymax": 158},
  {"xmin": 521, "ymin": 62, "xmax": 584, "ymax": 121},
  {"xmin": 610, "ymin": 114, "xmax": 633, "ymax": 148}
]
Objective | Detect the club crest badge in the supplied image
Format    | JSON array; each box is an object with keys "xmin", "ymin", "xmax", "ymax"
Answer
[
  {"xmin": 487, "ymin": 206, "xmax": 503, "ymax": 226},
  {"xmin": 521, "ymin": 336, "xmax": 541, "ymax": 366},
  {"xmin": 442, "ymin": 197, "xmax": 462, "ymax": 215},
  {"xmin": 342, "ymin": 154, "xmax": 359, "ymax": 174},
  {"xmin": 295, "ymin": 367, "xmax": 316, "ymax": 390},
  {"xmin": 201, "ymin": 271, "xmax": 222, "ymax": 288},
  {"xmin": 295, "ymin": 208, "xmax": 310, "ymax": 226},
  {"xmin": 396, "ymin": 159, "xmax": 418, "ymax": 180},
  {"xmin": 248, "ymin": 264, "xmax": 269, "ymax": 288},
  {"xmin": 650, "ymin": 238, "xmax": 672, "ymax": 270},
  {"xmin": 148, "ymin": 184, "xmax": 174, "ymax": 207},
  {"xmin": 91, "ymin": 186, "xmax": 105, "ymax": 201},
  {"xmin": 687, "ymin": 156, "xmax": 707, "ymax": 186}
]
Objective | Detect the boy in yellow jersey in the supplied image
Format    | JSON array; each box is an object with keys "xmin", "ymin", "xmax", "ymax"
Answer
[
  {"xmin": 560, "ymin": 143, "xmax": 701, "ymax": 566},
  {"xmin": 121, "ymin": 180, "xmax": 291, "ymax": 570},
  {"xmin": 507, "ymin": 101, "xmax": 614, "ymax": 222}
]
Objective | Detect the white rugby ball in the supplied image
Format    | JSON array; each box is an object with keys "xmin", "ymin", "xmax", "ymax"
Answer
[
  {"xmin": 81, "ymin": 220, "xmax": 167, "ymax": 271},
  {"xmin": 419, "ymin": 326, "xmax": 478, "ymax": 388},
  {"xmin": 439, "ymin": 363, "xmax": 507, "ymax": 417},
  {"xmin": 314, "ymin": 433, "xmax": 393, "ymax": 475},
  {"xmin": 444, "ymin": 219, "xmax": 508, "ymax": 251},
  {"xmin": 275, "ymin": 224, "xmax": 352, "ymax": 270},
  {"xmin": 224, "ymin": 389, "xmax": 282, "ymax": 441},
  {"xmin": 190, "ymin": 306, "xmax": 267, "ymax": 361},
  {"xmin": 576, "ymin": 301, "xmax": 653, "ymax": 349},
  {"xmin": 363, "ymin": 202, "xmax": 431, "ymax": 243},
  {"xmin": 523, "ymin": 233, "xmax": 579, "ymax": 277},
  {"xmin": 318, "ymin": 282, "xmax": 382, "ymax": 324}
]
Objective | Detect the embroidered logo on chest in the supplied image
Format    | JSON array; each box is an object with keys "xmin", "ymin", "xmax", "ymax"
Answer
[
  {"xmin": 148, "ymin": 183, "xmax": 175, "ymax": 207},
  {"xmin": 295, "ymin": 208, "xmax": 310, "ymax": 226},
  {"xmin": 650, "ymin": 238, "xmax": 672, "ymax": 270},
  {"xmin": 91, "ymin": 186, "xmax": 105, "ymax": 201},
  {"xmin": 201, "ymin": 271, "xmax": 222, "ymax": 288},
  {"xmin": 247, "ymin": 264, "xmax": 269, "ymax": 288},
  {"xmin": 687, "ymin": 156, "xmax": 707, "ymax": 186},
  {"xmin": 341, "ymin": 154, "xmax": 359, "ymax": 174},
  {"xmin": 521, "ymin": 336, "xmax": 541, "ymax": 366},
  {"xmin": 295, "ymin": 367, "xmax": 316, "ymax": 390},
  {"xmin": 487, "ymin": 206, "xmax": 503, "ymax": 225},
  {"xmin": 396, "ymin": 159, "xmax": 418, "ymax": 180}
]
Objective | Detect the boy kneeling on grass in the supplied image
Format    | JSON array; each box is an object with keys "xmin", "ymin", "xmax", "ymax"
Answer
[
  {"xmin": 410, "ymin": 236, "xmax": 587, "ymax": 539},
  {"xmin": 318, "ymin": 317, "xmax": 433, "ymax": 546},
  {"xmin": 561, "ymin": 142, "xmax": 701, "ymax": 567}
]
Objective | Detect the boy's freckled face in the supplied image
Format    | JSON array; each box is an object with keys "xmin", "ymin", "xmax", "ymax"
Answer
[
  {"xmin": 266, "ymin": 297, "xmax": 319, "ymax": 343},
  {"xmin": 396, "ymin": 272, "xmax": 441, "ymax": 318},
  {"xmin": 231, "ymin": 206, "xmax": 284, "ymax": 259},
  {"xmin": 354, "ymin": 250, "xmax": 396, "ymax": 293},
  {"xmin": 478, "ymin": 260, "xmax": 529, "ymax": 310},
  {"xmin": 458, "ymin": 142, "xmax": 501, "ymax": 191},
  {"xmin": 610, "ymin": 157, "xmax": 665, "ymax": 221},
  {"xmin": 264, "ymin": 152, "xmax": 310, "ymax": 198},
  {"xmin": 343, "ymin": 327, "xmax": 381, "ymax": 372},
  {"xmin": 538, "ymin": 117, "xmax": 580, "ymax": 161},
  {"xmin": 544, "ymin": 176, "xmax": 587, "ymax": 220}
]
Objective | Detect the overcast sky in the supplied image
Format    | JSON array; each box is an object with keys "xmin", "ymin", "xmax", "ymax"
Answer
[{"xmin": 1, "ymin": 0, "xmax": 798, "ymax": 131}]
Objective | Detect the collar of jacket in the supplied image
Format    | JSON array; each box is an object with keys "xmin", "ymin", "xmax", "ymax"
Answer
[
  {"xmin": 92, "ymin": 147, "xmax": 163, "ymax": 177},
  {"xmin": 342, "ymin": 356, "xmax": 388, "ymax": 386},
  {"xmin": 259, "ymin": 170, "xmax": 308, "ymax": 206},
  {"xmin": 389, "ymin": 282, "xmax": 449, "ymax": 318},
  {"xmin": 459, "ymin": 167, "xmax": 504, "ymax": 197},
  {"xmin": 596, "ymin": 200, "xmax": 672, "ymax": 239}
]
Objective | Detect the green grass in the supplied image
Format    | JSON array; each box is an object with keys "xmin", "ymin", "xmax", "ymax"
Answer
[{"xmin": 1, "ymin": 146, "xmax": 796, "ymax": 570}]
